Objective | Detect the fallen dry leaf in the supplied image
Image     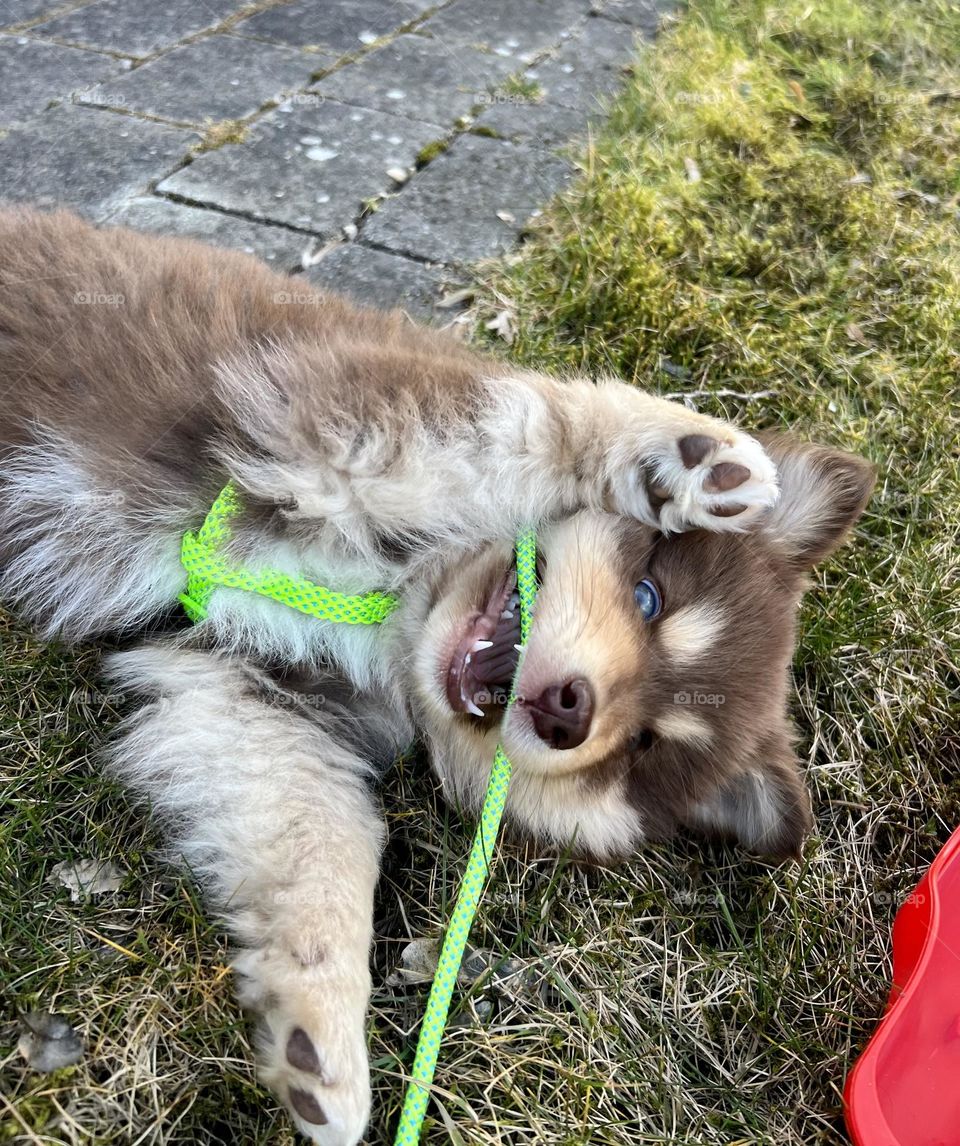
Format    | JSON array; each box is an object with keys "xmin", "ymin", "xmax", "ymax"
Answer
[
  {"xmin": 18, "ymin": 1012, "xmax": 84, "ymax": 1072},
  {"xmin": 50, "ymin": 858, "xmax": 123, "ymax": 901},
  {"xmin": 386, "ymin": 937, "xmax": 439, "ymax": 986},
  {"xmin": 387, "ymin": 939, "xmax": 541, "ymax": 998},
  {"xmin": 485, "ymin": 309, "xmax": 515, "ymax": 343},
  {"xmin": 435, "ymin": 286, "xmax": 475, "ymax": 309},
  {"xmin": 457, "ymin": 947, "xmax": 540, "ymax": 997}
]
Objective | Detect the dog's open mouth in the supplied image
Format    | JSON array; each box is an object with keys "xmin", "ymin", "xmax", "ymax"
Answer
[{"xmin": 445, "ymin": 568, "xmax": 522, "ymax": 717}]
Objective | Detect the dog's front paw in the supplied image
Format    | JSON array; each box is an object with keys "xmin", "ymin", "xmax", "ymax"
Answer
[
  {"xmin": 612, "ymin": 423, "xmax": 779, "ymax": 532},
  {"xmin": 264, "ymin": 1020, "xmax": 369, "ymax": 1146},
  {"xmin": 234, "ymin": 946, "xmax": 371, "ymax": 1146}
]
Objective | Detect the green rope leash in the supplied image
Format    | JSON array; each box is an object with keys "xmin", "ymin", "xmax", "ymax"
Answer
[
  {"xmin": 393, "ymin": 529, "xmax": 537, "ymax": 1146},
  {"xmin": 179, "ymin": 483, "xmax": 398, "ymax": 625}
]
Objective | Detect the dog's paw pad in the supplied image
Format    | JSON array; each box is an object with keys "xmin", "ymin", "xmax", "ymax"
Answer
[
  {"xmin": 287, "ymin": 1027, "xmax": 325, "ymax": 1078},
  {"xmin": 709, "ymin": 502, "xmax": 749, "ymax": 517},
  {"xmin": 678, "ymin": 434, "xmax": 716, "ymax": 469},
  {"xmin": 703, "ymin": 461, "xmax": 751, "ymax": 494},
  {"xmin": 289, "ymin": 1086, "xmax": 329, "ymax": 1126}
]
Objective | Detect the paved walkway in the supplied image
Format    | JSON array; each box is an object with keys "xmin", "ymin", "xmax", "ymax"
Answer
[{"xmin": 0, "ymin": 0, "xmax": 671, "ymax": 318}]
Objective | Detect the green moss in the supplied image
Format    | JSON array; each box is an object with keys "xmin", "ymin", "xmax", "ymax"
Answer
[
  {"xmin": 416, "ymin": 137, "xmax": 451, "ymax": 166},
  {"xmin": 192, "ymin": 118, "xmax": 248, "ymax": 153}
]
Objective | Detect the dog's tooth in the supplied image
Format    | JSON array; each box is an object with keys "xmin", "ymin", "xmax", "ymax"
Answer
[
  {"xmin": 465, "ymin": 653, "xmax": 472, "ymax": 666},
  {"xmin": 501, "ymin": 609, "xmax": 514, "ymax": 619},
  {"xmin": 513, "ymin": 644, "xmax": 526, "ymax": 653},
  {"xmin": 472, "ymin": 640, "xmax": 494, "ymax": 651},
  {"xmin": 459, "ymin": 679, "xmax": 483, "ymax": 718}
]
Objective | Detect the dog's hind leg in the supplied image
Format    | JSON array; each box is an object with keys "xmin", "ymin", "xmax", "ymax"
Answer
[{"xmin": 103, "ymin": 643, "xmax": 386, "ymax": 1146}]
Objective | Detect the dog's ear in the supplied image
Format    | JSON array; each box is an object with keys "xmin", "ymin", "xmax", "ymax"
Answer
[
  {"xmin": 756, "ymin": 431, "xmax": 876, "ymax": 568},
  {"xmin": 683, "ymin": 734, "xmax": 813, "ymax": 861}
]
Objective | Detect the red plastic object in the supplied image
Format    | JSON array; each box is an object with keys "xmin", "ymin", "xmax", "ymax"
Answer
[{"xmin": 845, "ymin": 826, "xmax": 960, "ymax": 1146}]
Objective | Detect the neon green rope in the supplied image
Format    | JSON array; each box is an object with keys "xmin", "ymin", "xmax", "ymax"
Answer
[
  {"xmin": 393, "ymin": 529, "xmax": 537, "ymax": 1146},
  {"xmin": 179, "ymin": 483, "xmax": 398, "ymax": 625}
]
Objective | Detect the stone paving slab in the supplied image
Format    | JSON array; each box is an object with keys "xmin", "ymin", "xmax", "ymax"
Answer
[
  {"xmin": 475, "ymin": 99, "xmax": 591, "ymax": 149},
  {"xmin": 525, "ymin": 15, "xmax": 637, "ymax": 111},
  {"xmin": 79, "ymin": 34, "xmax": 326, "ymax": 125},
  {"xmin": 0, "ymin": 0, "xmax": 75, "ymax": 26},
  {"xmin": 30, "ymin": 0, "xmax": 245, "ymax": 58},
  {"xmin": 363, "ymin": 131, "xmax": 573, "ymax": 264},
  {"xmin": 0, "ymin": 33, "xmax": 126, "ymax": 127},
  {"xmin": 312, "ymin": 32, "xmax": 518, "ymax": 126},
  {"xmin": 108, "ymin": 196, "xmax": 307, "ymax": 267},
  {"xmin": 235, "ymin": 0, "xmax": 433, "ymax": 54},
  {"xmin": 473, "ymin": 15, "xmax": 638, "ymax": 147},
  {"xmin": 304, "ymin": 242, "xmax": 454, "ymax": 318},
  {"xmin": 158, "ymin": 99, "xmax": 441, "ymax": 235},
  {"xmin": 0, "ymin": 104, "xmax": 197, "ymax": 220},
  {"xmin": 419, "ymin": 0, "xmax": 590, "ymax": 62},
  {"xmin": 0, "ymin": 0, "xmax": 664, "ymax": 320}
]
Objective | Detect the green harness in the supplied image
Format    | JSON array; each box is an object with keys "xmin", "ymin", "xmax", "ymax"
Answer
[
  {"xmin": 179, "ymin": 485, "xmax": 537, "ymax": 1145},
  {"xmin": 178, "ymin": 482, "xmax": 399, "ymax": 624}
]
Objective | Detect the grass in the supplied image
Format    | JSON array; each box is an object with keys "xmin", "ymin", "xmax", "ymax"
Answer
[
  {"xmin": 499, "ymin": 75, "xmax": 545, "ymax": 103},
  {"xmin": 2, "ymin": 0, "xmax": 960, "ymax": 1143}
]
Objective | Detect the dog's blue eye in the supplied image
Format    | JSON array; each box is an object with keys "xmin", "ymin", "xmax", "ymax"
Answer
[{"xmin": 634, "ymin": 578, "xmax": 662, "ymax": 620}]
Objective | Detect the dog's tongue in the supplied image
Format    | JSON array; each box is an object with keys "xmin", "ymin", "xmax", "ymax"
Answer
[{"xmin": 470, "ymin": 588, "xmax": 521, "ymax": 685}]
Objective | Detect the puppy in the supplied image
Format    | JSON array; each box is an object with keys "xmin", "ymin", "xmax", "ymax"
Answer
[{"xmin": 0, "ymin": 208, "xmax": 874, "ymax": 1144}]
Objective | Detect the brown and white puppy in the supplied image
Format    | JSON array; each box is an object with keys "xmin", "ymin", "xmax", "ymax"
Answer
[{"xmin": 0, "ymin": 208, "xmax": 875, "ymax": 1145}]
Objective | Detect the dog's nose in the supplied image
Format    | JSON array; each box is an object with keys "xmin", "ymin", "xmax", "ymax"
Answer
[{"xmin": 526, "ymin": 678, "xmax": 594, "ymax": 749}]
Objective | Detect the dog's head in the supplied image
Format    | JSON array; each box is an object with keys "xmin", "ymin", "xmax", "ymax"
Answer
[{"xmin": 411, "ymin": 433, "xmax": 875, "ymax": 862}]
